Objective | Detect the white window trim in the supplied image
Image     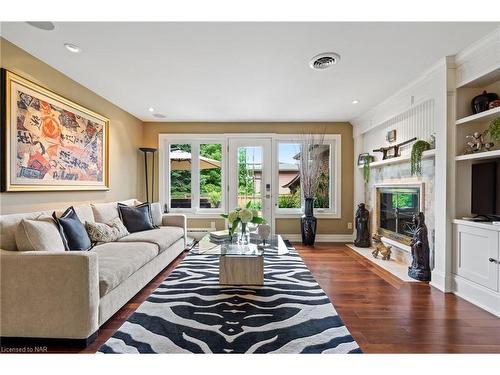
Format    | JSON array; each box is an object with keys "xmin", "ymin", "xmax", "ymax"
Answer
[
  {"xmin": 159, "ymin": 133, "xmax": 341, "ymax": 219},
  {"xmin": 159, "ymin": 134, "xmax": 226, "ymax": 215},
  {"xmin": 273, "ymin": 134, "xmax": 341, "ymax": 219}
]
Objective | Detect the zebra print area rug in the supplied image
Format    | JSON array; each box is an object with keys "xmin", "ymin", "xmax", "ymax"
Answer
[{"xmin": 98, "ymin": 241, "xmax": 361, "ymax": 354}]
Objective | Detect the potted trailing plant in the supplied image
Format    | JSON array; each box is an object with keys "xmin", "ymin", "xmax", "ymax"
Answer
[
  {"xmin": 299, "ymin": 132, "xmax": 326, "ymax": 246},
  {"xmin": 361, "ymin": 154, "xmax": 371, "ymax": 183},
  {"xmin": 486, "ymin": 117, "xmax": 500, "ymax": 142},
  {"xmin": 221, "ymin": 201, "xmax": 266, "ymax": 244},
  {"xmin": 411, "ymin": 140, "xmax": 431, "ymax": 176}
]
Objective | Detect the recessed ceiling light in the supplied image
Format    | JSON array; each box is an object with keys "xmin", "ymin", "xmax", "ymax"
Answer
[
  {"xmin": 64, "ymin": 43, "xmax": 82, "ymax": 53},
  {"xmin": 352, "ymin": 100, "xmax": 359, "ymax": 104},
  {"xmin": 148, "ymin": 107, "xmax": 155, "ymax": 112},
  {"xmin": 26, "ymin": 22, "xmax": 55, "ymax": 31},
  {"xmin": 153, "ymin": 113, "xmax": 166, "ymax": 119},
  {"xmin": 309, "ymin": 52, "xmax": 341, "ymax": 70}
]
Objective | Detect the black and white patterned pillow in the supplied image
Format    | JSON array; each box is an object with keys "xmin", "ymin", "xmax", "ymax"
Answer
[{"xmin": 85, "ymin": 217, "xmax": 129, "ymax": 243}]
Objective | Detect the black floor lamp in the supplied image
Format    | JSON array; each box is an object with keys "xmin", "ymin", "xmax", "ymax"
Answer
[{"xmin": 139, "ymin": 147, "xmax": 157, "ymax": 202}]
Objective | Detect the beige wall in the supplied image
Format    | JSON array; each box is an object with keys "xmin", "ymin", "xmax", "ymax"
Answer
[
  {"xmin": 0, "ymin": 38, "xmax": 144, "ymax": 214},
  {"xmin": 143, "ymin": 122, "xmax": 354, "ymax": 235}
]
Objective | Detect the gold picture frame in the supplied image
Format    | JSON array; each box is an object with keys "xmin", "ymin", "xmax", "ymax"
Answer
[{"xmin": 1, "ymin": 69, "xmax": 109, "ymax": 192}]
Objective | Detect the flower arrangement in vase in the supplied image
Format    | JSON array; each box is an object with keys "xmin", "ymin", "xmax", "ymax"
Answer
[{"xmin": 221, "ymin": 202, "xmax": 266, "ymax": 245}]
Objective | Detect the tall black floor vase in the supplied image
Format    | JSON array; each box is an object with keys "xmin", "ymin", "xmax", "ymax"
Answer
[{"xmin": 301, "ymin": 197, "xmax": 317, "ymax": 246}]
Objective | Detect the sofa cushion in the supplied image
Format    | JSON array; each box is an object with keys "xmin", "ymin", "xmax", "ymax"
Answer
[
  {"xmin": 85, "ymin": 217, "xmax": 129, "ymax": 243},
  {"xmin": 118, "ymin": 226, "xmax": 184, "ymax": 252},
  {"xmin": 91, "ymin": 241, "xmax": 159, "ymax": 297},
  {"xmin": 150, "ymin": 202, "xmax": 163, "ymax": 226},
  {"xmin": 117, "ymin": 202, "xmax": 155, "ymax": 233},
  {"xmin": 52, "ymin": 207, "xmax": 92, "ymax": 251},
  {"xmin": 91, "ymin": 199, "xmax": 138, "ymax": 223},
  {"xmin": 15, "ymin": 216, "xmax": 66, "ymax": 252}
]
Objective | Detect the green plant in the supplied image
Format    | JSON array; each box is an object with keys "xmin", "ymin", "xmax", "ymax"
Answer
[
  {"xmin": 207, "ymin": 191, "xmax": 221, "ymax": 208},
  {"xmin": 486, "ymin": 117, "xmax": 500, "ymax": 142},
  {"xmin": 221, "ymin": 201, "xmax": 266, "ymax": 238},
  {"xmin": 411, "ymin": 140, "xmax": 431, "ymax": 176},
  {"xmin": 360, "ymin": 155, "xmax": 371, "ymax": 183},
  {"xmin": 278, "ymin": 193, "xmax": 301, "ymax": 208}
]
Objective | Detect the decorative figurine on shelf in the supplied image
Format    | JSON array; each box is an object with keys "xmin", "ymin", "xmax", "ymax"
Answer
[
  {"xmin": 464, "ymin": 131, "xmax": 494, "ymax": 154},
  {"xmin": 354, "ymin": 203, "xmax": 371, "ymax": 247},
  {"xmin": 257, "ymin": 224, "xmax": 271, "ymax": 249},
  {"xmin": 408, "ymin": 212, "xmax": 431, "ymax": 281},
  {"xmin": 373, "ymin": 137, "xmax": 417, "ymax": 160},
  {"xmin": 371, "ymin": 233, "xmax": 392, "ymax": 260}
]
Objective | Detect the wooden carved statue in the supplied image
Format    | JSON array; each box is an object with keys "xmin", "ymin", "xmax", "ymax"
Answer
[
  {"xmin": 354, "ymin": 203, "xmax": 371, "ymax": 247},
  {"xmin": 408, "ymin": 212, "xmax": 431, "ymax": 281},
  {"xmin": 372, "ymin": 233, "xmax": 392, "ymax": 260}
]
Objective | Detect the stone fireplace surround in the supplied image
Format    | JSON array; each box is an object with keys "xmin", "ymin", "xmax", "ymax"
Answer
[{"xmin": 364, "ymin": 157, "xmax": 435, "ymax": 267}]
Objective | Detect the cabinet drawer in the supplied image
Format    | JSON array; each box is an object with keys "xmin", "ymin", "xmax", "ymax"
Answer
[{"xmin": 453, "ymin": 224, "xmax": 499, "ymax": 291}]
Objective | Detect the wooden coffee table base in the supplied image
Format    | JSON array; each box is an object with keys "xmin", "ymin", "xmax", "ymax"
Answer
[{"xmin": 219, "ymin": 256, "xmax": 264, "ymax": 285}]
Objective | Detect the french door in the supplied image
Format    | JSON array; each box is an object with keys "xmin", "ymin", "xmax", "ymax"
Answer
[{"xmin": 227, "ymin": 138, "xmax": 273, "ymax": 229}]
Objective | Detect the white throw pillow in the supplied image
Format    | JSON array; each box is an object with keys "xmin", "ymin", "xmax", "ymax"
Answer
[
  {"xmin": 150, "ymin": 202, "xmax": 163, "ymax": 227},
  {"xmin": 15, "ymin": 216, "xmax": 65, "ymax": 252}
]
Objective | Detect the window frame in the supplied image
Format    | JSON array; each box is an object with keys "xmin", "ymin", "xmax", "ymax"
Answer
[
  {"xmin": 159, "ymin": 133, "xmax": 341, "ymax": 219},
  {"xmin": 160, "ymin": 136, "xmax": 226, "ymax": 216},
  {"xmin": 273, "ymin": 134, "xmax": 341, "ymax": 219}
]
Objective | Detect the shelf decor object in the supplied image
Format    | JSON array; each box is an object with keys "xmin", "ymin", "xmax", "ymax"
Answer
[
  {"xmin": 139, "ymin": 147, "xmax": 157, "ymax": 202},
  {"xmin": 354, "ymin": 203, "xmax": 371, "ymax": 247},
  {"xmin": 410, "ymin": 140, "xmax": 431, "ymax": 176},
  {"xmin": 1, "ymin": 69, "xmax": 110, "ymax": 192},
  {"xmin": 471, "ymin": 90, "xmax": 498, "ymax": 114},
  {"xmin": 464, "ymin": 131, "xmax": 494, "ymax": 154},
  {"xmin": 373, "ymin": 137, "xmax": 417, "ymax": 160},
  {"xmin": 408, "ymin": 212, "xmax": 431, "ymax": 282}
]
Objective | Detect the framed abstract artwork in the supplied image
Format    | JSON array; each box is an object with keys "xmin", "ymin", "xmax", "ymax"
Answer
[{"xmin": 1, "ymin": 69, "xmax": 109, "ymax": 191}]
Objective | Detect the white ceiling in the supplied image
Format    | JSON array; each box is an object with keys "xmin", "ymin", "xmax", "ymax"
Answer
[{"xmin": 1, "ymin": 22, "xmax": 498, "ymax": 122}]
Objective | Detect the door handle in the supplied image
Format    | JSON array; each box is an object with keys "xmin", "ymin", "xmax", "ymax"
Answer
[{"xmin": 488, "ymin": 258, "xmax": 498, "ymax": 264}]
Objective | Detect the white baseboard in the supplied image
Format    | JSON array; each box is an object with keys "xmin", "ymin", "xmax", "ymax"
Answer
[
  {"xmin": 451, "ymin": 274, "xmax": 500, "ymax": 317},
  {"xmin": 281, "ymin": 234, "xmax": 354, "ymax": 243}
]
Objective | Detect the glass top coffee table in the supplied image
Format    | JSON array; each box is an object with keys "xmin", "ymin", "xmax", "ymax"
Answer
[{"xmin": 191, "ymin": 233, "xmax": 289, "ymax": 285}]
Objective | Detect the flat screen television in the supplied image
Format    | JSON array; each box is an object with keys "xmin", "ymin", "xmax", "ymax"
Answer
[{"xmin": 471, "ymin": 160, "xmax": 500, "ymax": 220}]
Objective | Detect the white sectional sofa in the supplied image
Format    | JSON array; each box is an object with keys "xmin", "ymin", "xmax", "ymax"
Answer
[{"xmin": 0, "ymin": 199, "xmax": 187, "ymax": 346}]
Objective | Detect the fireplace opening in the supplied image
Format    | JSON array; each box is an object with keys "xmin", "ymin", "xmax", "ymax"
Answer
[{"xmin": 378, "ymin": 187, "xmax": 420, "ymax": 245}]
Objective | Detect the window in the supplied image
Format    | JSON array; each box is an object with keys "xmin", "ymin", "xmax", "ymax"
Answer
[
  {"xmin": 164, "ymin": 138, "xmax": 225, "ymax": 213},
  {"xmin": 199, "ymin": 143, "xmax": 223, "ymax": 209},
  {"xmin": 160, "ymin": 134, "xmax": 340, "ymax": 218},
  {"xmin": 170, "ymin": 144, "xmax": 192, "ymax": 209},
  {"xmin": 277, "ymin": 142, "xmax": 301, "ymax": 209},
  {"xmin": 275, "ymin": 135, "xmax": 340, "ymax": 217}
]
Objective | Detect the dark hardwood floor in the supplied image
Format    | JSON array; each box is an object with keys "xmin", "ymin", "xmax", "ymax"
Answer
[{"xmin": 19, "ymin": 243, "xmax": 500, "ymax": 353}]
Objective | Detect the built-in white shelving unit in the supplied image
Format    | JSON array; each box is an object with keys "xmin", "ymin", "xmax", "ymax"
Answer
[
  {"xmin": 455, "ymin": 149, "xmax": 500, "ymax": 161},
  {"xmin": 455, "ymin": 106, "xmax": 500, "ymax": 126}
]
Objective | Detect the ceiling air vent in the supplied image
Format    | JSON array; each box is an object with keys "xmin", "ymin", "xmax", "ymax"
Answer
[
  {"xmin": 153, "ymin": 113, "xmax": 166, "ymax": 119},
  {"xmin": 309, "ymin": 52, "xmax": 341, "ymax": 70}
]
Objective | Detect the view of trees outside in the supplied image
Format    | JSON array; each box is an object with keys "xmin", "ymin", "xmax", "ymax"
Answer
[
  {"xmin": 170, "ymin": 142, "xmax": 331, "ymax": 211},
  {"xmin": 277, "ymin": 143, "xmax": 330, "ymax": 209},
  {"xmin": 237, "ymin": 146, "xmax": 262, "ymax": 211},
  {"xmin": 200, "ymin": 143, "xmax": 222, "ymax": 208},
  {"xmin": 170, "ymin": 144, "xmax": 192, "ymax": 208}
]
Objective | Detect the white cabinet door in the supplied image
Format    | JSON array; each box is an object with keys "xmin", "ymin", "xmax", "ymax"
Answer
[{"xmin": 453, "ymin": 224, "xmax": 499, "ymax": 291}]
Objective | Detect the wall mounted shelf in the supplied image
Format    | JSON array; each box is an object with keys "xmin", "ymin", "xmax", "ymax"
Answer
[
  {"xmin": 357, "ymin": 149, "xmax": 436, "ymax": 169},
  {"xmin": 455, "ymin": 149, "xmax": 500, "ymax": 161},
  {"xmin": 455, "ymin": 106, "xmax": 500, "ymax": 126}
]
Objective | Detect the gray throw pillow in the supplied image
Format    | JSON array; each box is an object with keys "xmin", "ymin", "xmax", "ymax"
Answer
[
  {"xmin": 85, "ymin": 217, "xmax": 129, "ymax": 243},
  {"xmin": 15, "ymin": 216, "xmax": 66, "ymax": 252}
]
